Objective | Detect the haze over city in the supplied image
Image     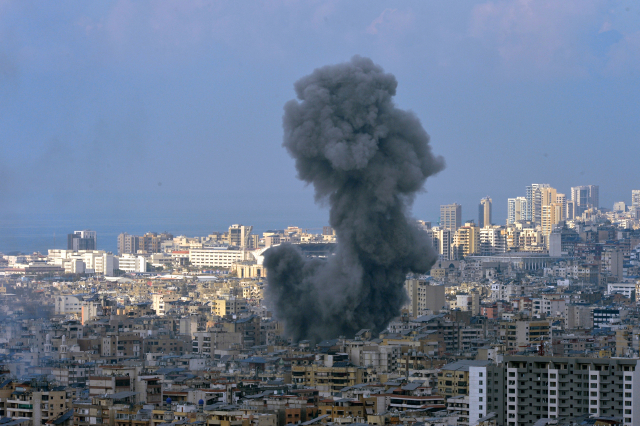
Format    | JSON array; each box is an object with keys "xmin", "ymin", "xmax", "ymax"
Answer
[
  {"xmin": 2, "ymin": 1, "xmax": 640, "ymax": 253},
  {"xmin": 4, "ymin": 3, "xmax": 640, "ymax": 426}
]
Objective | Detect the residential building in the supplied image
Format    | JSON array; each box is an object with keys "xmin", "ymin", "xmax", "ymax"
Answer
[
  {"xmin": 453, "ymin": 222, "xmax": 480, "ymax": 259},
  {"xmin": 607, "ymin": 283, "xmax": 636, "ymax": 299},
  {"xmin": 151, "ymin": 293, "xmax": 181, "ymax": 316},
  {"xmin": 541, "ymin": 203, "xmax": 563, "ymax": 245},
  {"xmin": 507, "ymin": 197, "xmax": 527, "ymax": 225},
  {"xmin": 291, "ymin": 364, "xmax": 367, "ymax": 397},
  {"xmin": 432, "ymin": 227, "xmax": 452, "ymax": 261},
  {"xmin": 479, "ymin": 226, "xmax": 506, "ymax": 255},
  {"xmin": 437, "ymin": 360, "xmax": 492, "ymax": 397},
  {"xmin": 440, "ymin": 203, "xmax": 462, "ymax": 232},
  {"xmin": 404, "ymin": 279, "xmax": 445, "ymax": 317},
  {"xmin": 526, "ymin": 184, "xmax": 550, "ymax": 224},
  {"xmin": 469, "ymin": 356, "xmax": 640, "ymax": 426}
]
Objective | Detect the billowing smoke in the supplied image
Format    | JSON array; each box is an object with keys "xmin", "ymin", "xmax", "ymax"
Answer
[{"xmin": 264, "ymin": 56, "xmax": 445, "ymax": 342}]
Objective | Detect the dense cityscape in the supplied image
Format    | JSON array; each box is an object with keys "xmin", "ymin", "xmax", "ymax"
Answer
[
  {"xmin": 4, "ymin": 2, "xmax": 640, "ymax": 426},
  {"xmin": 0, "ymin": 186, "xmax": 639, "ymax": 426}
]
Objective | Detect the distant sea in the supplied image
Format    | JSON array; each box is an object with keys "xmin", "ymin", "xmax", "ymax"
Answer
[{"xmin": 0, "ymin": 212, "xmax": 328, "ymax": 255}]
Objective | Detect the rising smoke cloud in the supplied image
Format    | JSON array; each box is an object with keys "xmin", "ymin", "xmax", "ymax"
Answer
[{"xmin": 264, "ymin": 56, "xmax": 445, "ymax": 342}]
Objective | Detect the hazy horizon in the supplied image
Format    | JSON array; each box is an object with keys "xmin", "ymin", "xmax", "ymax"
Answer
[{"xmin": 2, "ymin": 1, "xmax": 639, "ymax": 253}]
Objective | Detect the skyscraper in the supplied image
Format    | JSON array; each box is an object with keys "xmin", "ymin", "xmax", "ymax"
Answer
[
  {"xmin": 478, "ymin": 197, "xmax": 492, "ymax": 228},
  {"xmin": 67, "ymin": 230, "xmax": 97, "ymax": 251},
  {"xmin": 526, "ymin": 183, "xmax": 550, "ymax": 224},
  {"xmin": 571, "ymin": 185, "xmax": 599, "ymax": 215},
  {"xmin": 507, "ymin": 197, "xmax": 527, "ymax": 225},
  {"xmin": 440, "ymin": 203, "xmax": 461, "ymax": 232}
]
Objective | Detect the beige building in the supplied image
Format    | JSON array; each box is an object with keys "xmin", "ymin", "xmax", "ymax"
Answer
[
  {"xmin": 499, "ymin": 319, "xmax": 550, "ymax": 351},
  {"xmin": 404, "ymin": 279, "xmax": 445, "ymax": 317},
  {"xmin": 151, "ymin": 293, "xmax": 181, "ymax": 316},
  {"xmin": 541, "ymin": 203, "xmax": 563, "ymax": 246},
  {"xmin": 213, "ymin": 298, "xmax": 248, "ymax": 317},
  {"xmin": 479, "ymin": 197, "xmax": 492, "ymax": 228},
  {"xmin": 291, "ymin": 364, "xmax": 367, "ymax": 397},
  {"xmin": 453, "ymin": 222, "xmax": 480, "ymax": 258},
  {"xmin": 440, "ymin": 203, "xmax": 462, "ymax": 232}
]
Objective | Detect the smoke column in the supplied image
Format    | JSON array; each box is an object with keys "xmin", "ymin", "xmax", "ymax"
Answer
[{"xmin": 264, "ymin": 56, "xmax": 445, "ymax": 342}]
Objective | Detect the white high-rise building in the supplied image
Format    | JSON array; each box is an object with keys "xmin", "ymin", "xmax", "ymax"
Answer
[
  {"xmin": 480, "ymin": 226, "xmax": 506, "ymax": 255},
  {"xmin": 526, "ymin": 184, "xmax": 550, "ymax": 223},
  {"xmin": 507, "ymin": 197, "xmax": 527, "ymax": 224},
  {"xmin": 432, "ymin": 227, "xmax": 452, "ymax": 261}
]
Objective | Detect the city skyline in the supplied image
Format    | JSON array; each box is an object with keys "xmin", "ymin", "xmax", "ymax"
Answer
[
  {"xmin": 3, "ymin": 184, "xmax": 639, "ymax": 254},
  {"xmin": 2, "ymin": 1, "xmax": 639, "ymax": 254}
]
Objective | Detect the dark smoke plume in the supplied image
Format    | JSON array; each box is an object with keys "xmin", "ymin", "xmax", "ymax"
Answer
[{"xmin": 264, "ymin": 56, "xmax": 444, "ymax": 342}]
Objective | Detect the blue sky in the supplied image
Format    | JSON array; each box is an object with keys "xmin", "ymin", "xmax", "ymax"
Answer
[{"xmin": 1, "ymin": 0, "xmax": 639, "ymax": 252}]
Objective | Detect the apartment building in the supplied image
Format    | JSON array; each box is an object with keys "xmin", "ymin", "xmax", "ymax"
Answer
[
  {"xmin": 437, "ymin": 360, "xmax": 492, "ymax": 397},
  {"xmin": 507, "ymin": 197, "xmax": 527, "ymax": 225},
  {"xmin": 3, "ymin": 381, "xmax": 73, "ymax": 425},
  {"xmin": 403, "ymin": 279, "xmax": 445, "ymax": 317},
  {"xmin": 498, "ymin": 320, "xmax": 550, "ymax": 351},
  {"xmin": 151, "ymin": 293, "xmax": 182, "ymax": 316},
  {"xmin": 213, "ymin": 298, "xmax": 249, "ymax": 318},
  {"xmin": 469, "ymin": 356, "xmax": 640, "ymax": 426},
  {"xmin": 55, "ymin": 295, "xmax": 83, "ymax": 315},
  {"xmin": 291, "ymin": 364, "xmax": 368, "ymax": 397},
  {"xmin": 479, "ymin": 226, "xmax": 506, "ymax": 256},
  {"xmin": 440, "ymin": 203, "xmax": 462, "ymax": 232},
  {"xmin": 453, "ymin": 222, "xmax": 480, "ymax": 258}
]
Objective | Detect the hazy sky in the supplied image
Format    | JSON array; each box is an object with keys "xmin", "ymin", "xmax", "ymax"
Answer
[{"xmin": 1, "ymin": 1, "xmax": 639, "ymax": 252}]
